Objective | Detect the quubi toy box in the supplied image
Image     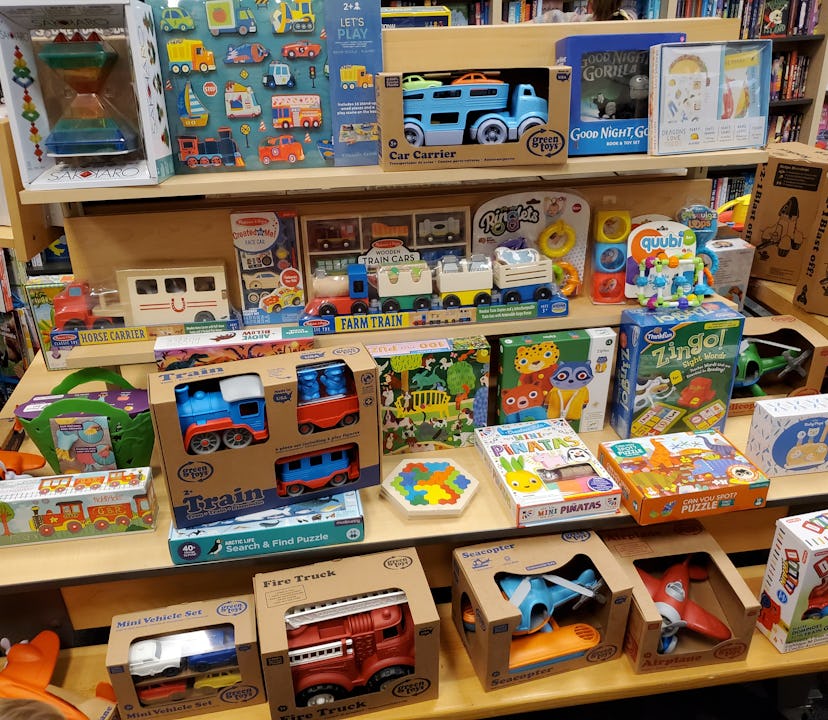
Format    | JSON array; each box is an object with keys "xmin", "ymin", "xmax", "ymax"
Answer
[
  {"xmin": 649, "ymin": 40, "xmax": 771, "ymax": 155},
  {"xmin": 253, "ymin": 547, "xmax": 439, "ymax": 719},
  {"xmin": 498, "ymin": 328, "xmax": 616, "ymax": 432},
  {"xmin": 758, "ymin": 510, "xmax": 828, "ymax": 652},
  {"xmin": 0, "ymin": 0, "xmax": 173, "ymax": 190},
  {"xmin": 452, "ymin": 531, "xmax": 632, "ymax": 691},
  {"xmin": 597, "ymin": 430, "xmax": 770, "ymax": 526},
  {"xmin": 609, "ymin": 301, "xmax": 744, "ymax": 439},
  {"xmin": 474, "ymin": 418, "xmax": 622, "ymax": 528},
  {"xmin": 376, "ymin": 66, "xmax": 571, "ymax": 171},
  {"xmin": 602, "ymin": 520, "xmax": 760, "ymax": 673},
  {"xmin": 0, "ymin": 467, "xmax": 156, "ymax": 546},
  {"xmin": 149, "ymin": 343, "xmax": 379, "ymax": 528},
  {"xmin": 746, "ymin": 394, "xmax": 828, "ymax": 477},
  {"xmin": 365, "ymin": 336, "xmax": 490, "ymax": 454},
  {"xmin": 728, "ymin": 314, "xmax": 828, "ymax": 416},
  {"xmin": 168, "ymin": 490, "xmax": 364, "ymax": 564},
  {"xmin": 554, "ymin": 32, "xmax": 686, "ymax": 156},
  {"xmin": 107, "ymin": 594, "xmax": 265, "ymax": 719},
  {"xmin": 746, "ymin": 142, "xmax": 828, "ymax": 286}
]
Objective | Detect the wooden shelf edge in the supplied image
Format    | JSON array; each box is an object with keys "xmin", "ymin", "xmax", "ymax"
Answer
[{"xmin": 0, "ymin": 225, "xmax": 14, "ymax": 244}]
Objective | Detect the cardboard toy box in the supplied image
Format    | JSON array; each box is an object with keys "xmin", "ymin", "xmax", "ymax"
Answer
[
  {"xmin": 758, "ymin": 510, "xmax": 828, "ymax": 652},
  {"xmin": 706, "ymin": 237, "xmax": 755, "ymax": 311},
  {"xmin": 602, "ymin": 520, "xmax": 760, "ymax": 672},
  {"xmin": 366, "ymin": 336, "xmax": 490, "ymax": 454},
  {"xmin": 149, "ymin": 343, "xmax": 379, "ymax": 528},
  {"xmin": 498, "ymin": 328, "xmax": 616, "ymax": 432},
  {"xmin": 609, "ymin": 301, "xmax": 744, "ymax": 438},
  {"xmin": 555, "ymin": 32, "xmax": 686, "ymax": 156},
  {"xmin": 107, "ymin": 594, "xmax": 265, "ymax": 719},
  {"xmin": 474, "ymin": 418, "xmax": 622, "ymax": 528},
  {"xmin": 728, "ymin": 314, "xmax": 828, "ymax": 416},
  {"xmin": 24, "ymin": 274, "xmax": 73, "ymax": 357},
  {"xmin": 745, "ymin": 142, "xmax": 828, "ymax": 286},
  {"xmin": 376, "ymin": 66, "xmax": 571, "ymax": 171},
  {"xmin": 253, "ymin": 547, "xmax": 439, "ymax": 719},
  {"xmin": 598, "ymin": 430, "xmax": 770, "ymax": 525},
  {"xmin": 452, "ymin": 531, "xmax": 632, "ymax": 691},
  {"xmin": 0, "ymin": 0, "xmax": 173, "ymax": 190}
]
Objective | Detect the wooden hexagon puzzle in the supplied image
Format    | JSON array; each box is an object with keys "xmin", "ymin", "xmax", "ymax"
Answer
[{"xmin": 381, "ymin": 458, "xmax": 479, "ymax": 518}]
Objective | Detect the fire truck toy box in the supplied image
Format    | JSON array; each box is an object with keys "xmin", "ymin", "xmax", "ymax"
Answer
[
  {"xmin": 597, "ymin": 430, "xmax": 770, "ymax": 526},
  {"xmin": 601, "ymin": 520, "xmax": 760, "ymax": 673},
  {"xmin": 107, "ymin": 594, "xmax": 265, "ymax": 719},
  {"xmin": 149, "ymin": 344, "xmax": 379, "ymax": 529},
  {"xmin": 609, "ymin": 301, "xmax": 744, "ymax": 439},
  {"xmin": 758, "ymin": 510, "xmax": 828, "ymax": 652},
  {"xmin": 376, "ymin": 66, "xmax": 570, "ymax": 171},
  {"xmin": 452, "ymin": 531, "xmax": 632, "ymax": 691},
  {"xmin": 253, "ymin": 547, "xmax": 439, "ymax": 718}
]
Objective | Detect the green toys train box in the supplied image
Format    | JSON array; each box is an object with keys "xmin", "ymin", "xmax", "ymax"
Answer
[
  {"xmin": 498, "ymin": 328, "xmax": 617, "ymax": 432},
  {"xmin": 609, "ymin": 301, "xmax": 745, "ymax": 439},
  {"xmin": 366, "ymin": 336, "xmax": 490, "ymax": 454}
]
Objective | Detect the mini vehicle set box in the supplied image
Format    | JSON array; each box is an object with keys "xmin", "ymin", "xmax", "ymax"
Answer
[
  {"xmin": 452, "ymin": 531, "xmax": 632, "ymax": 691},
  {"xmin": 758, "ymin": 509, "xmax": 828, "ymax": 653},
  {"xmin": 601, "ymin": 520, "xmax": 761, "ymax": 673},
  {"xmin": 474, "ymin": 418, "xmax": 622, "ymax": 528},
  {"xmin": 148, "ymin": 343, "xmax": 379, "ymax": 528},
  {"xmin": 610, "ymin": 301, "xmax": 745, "ymax": 439},
  {"xmin": 253, "ymin": 547, "xmax": 440, "ymax": 719},
  {"xmin": 598, "ymin": 430, "xmax": 770, "ymax": 526},
  {"xmin": 106, "ymin": 594, "xmax": 265, "ymax": 719}
]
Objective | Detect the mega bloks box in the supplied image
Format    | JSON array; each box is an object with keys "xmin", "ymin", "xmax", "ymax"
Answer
[
  {"xmin": 598, "ymin": 430, "xmax": 770, "ymax": 525},
  {"xmin": 498, "ymin": 328, "xmax": 616, "ymax": 432},
  {"xmin": 474, "ymin": 418, "xmax": 622, "ymax": 528},
  {"xmin": 148, "ymin": 343, "xmax": 379, "ymax": 528},
  {"xmin": 609, "ymin": 301, "xmax": 744, "ymax": 439},
  {"xmin": 168, "ymin": 490, "xmax": 364, "ymax": 564},
  {"xmin": 107, "ymin": 594, "xmax": 265, "ymax": 719},
  {"xmin": 452, "ymin": 531, "xmax": 632, "ymax": 691},
  {"xmin": 758, "ymin": 510, "xmax": 828, "ymax": 652},
  {"xmin": 554, "ymin": 32, "xmax": 685, "ymax": 156},
  {"xmin": 0, "ymin": 0, "xmax": 173, "ymax": 190},
  {"xmin": 0, "ymin": 467, "xmax": 156, "ymax": 546},
  {"xmin": 602, "ymin": 520, "xmax": 760, "ymax": 672},
  {"xmin": 365, "ymin": 336, "xmax": 489, "ymax": 454},
  {"xmin": 253, "ymin": 547, "xmax": 439, "ymax": 719},
  {"xmin": 649, "ymin": 40, "xmax": 771, "ymax": 155},
  {"xmin": 376, "ymin": 66, "xmax": 570, "ymax": 171}
]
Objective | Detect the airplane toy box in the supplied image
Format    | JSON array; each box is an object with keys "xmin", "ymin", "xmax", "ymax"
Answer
[
  {"xmin": 452, "ymin": 531, "xmax": 632, "ymax": 690},
  {"xmin": 602, "ymin": 520, "xmax": 760, "ymax": 673},
  {"xmin": 254, "ymin": 547, "xmax": 439, "ymax": 719},
  {"xmin": 758, "ymin": 510, "xmax": 828, "ymax": 652},
  {"xmin": 107, "ymin": 594, "xmax": 265, "ymax": 719}
]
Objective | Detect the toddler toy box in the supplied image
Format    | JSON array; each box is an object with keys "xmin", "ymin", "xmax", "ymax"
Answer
[
  {"xmin": 453, "ymin": 531, "xmax": 631, "ymax": 691},
  {"xmin": 474, "ymin": 418, "xmax": 622, "ymax": 528},
  {"xmin": 598, "ymin": 430, "xmax": 770, "ymax": 525},
  {"xmin": 498, "ymin": 327, "xmax": 616, "ymax": 432},
  {"xmin": 706, "ymin": 237, "xmax": 755, "ymax": 311},
  {"xmin": 609, "ymin": 301, "xmax": 744, "ymax": 438},
  {"xmin": 555, "ymin": 32, "xmax": 685, "ymax": 156},
  {"xmin": 758, "ymin": 510, "xmax": 828, "ymax": 652},
  {"xmin": 254, "ymin": 547, "xmax": 439, "ymax": 719},
  {"xmin": 149, "ymin": 343, "xmax": 379, "ymax": 528},
  {"xmin": 746, "ymin": 394, "xmax": 828, "ymax": 477},
  {"xmin": 602, "ymin": 520, "xmax": 760, "ymax": 672},
  {"xmin": 107, "ymin": 594, "xmax": 265, "ymax": 719}
]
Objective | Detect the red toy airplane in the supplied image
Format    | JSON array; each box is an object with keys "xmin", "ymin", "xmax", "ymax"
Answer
[{"xmin": 636, "ymin": 556, "xmax": 732, "ymax": 654}]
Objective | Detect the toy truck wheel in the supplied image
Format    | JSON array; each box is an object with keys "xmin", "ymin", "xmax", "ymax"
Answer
[
  {"xmin": 190, "ymin": 432, "xmax": 221, "ymax": 454},
  {"xmin": 351, "ymin": 301, "xmax": 369, "ymax": 314},
  {"xmin": 403, "ymin": 122, "xmax": 425, "ymax": 147},
  {"xmin": 287, "ymin": 50, "xmax": 297, "ymax": 59},
  {"xmin": 518, "ymin": 117, "xmax": 544, "ymax": 136},
  {"xmin": 285, "ymin": 483, "xmax": 305, "ymax": 497},
  {"xmin": 247, "ymin": 290, "xmax": 261, "ymax": 303},
  {"xmin": 340, "ymin": 413, "xmax": 357, "ymax": 427},
  {"xmin": 298, "ymin": 422, "xmax": 314, "ymax": 435},
  {"xmin": 413, "ymin": 297, "xmax": 431, "ymax": 310},
  {"xmin": 288, "ymin": 154, "xmax": 298, "ymax": 163},
  {"xmin": 194, "ymin": 311, "xmax": 216, "ymax": 322},
  {"xmin": 198, "ymin": 63, "xmax": 209, "ymax": 72},
  {"xmin": 443, "ymin": 294, "xmax": 460, "ymax": 308},
  {"xmin": 803, "ymin": 608, "xmax": 823, "ymax": 620},
  {"xmin": 223, "ymin": 427, "xmax": 253, "ymax": 449},
  {"xmin": 502, "ymin": 290, "xmax": 522, "ymax": 304},
  {"xmin": 534, "ymin": 286, "xmax": 553, "ymax": 301},
  {"xmin": 367, "ymin": 665, "xmax": 412, "ymax": 692},
  {"xmin": 329, "ymin": 472, "xmax": 348, "ymax": 487},
  {"xmin": 93, "ymin": 319, "xmax": 113, "ymax": 329},
  {"xmin": 297, "ymin": 684, "xmax": 345, "ymax": 706},
  {"xmin": 66, "ymin": 521, "xmax": 83, "ymax": 533},
  {"xmin": 171, "ymin": 64, "xmax": 181, "ymax": 74},
  {"xmin": 94, "ymin": 519, "xmax": 110, "ymax": 531},
  {"xmin": 38, "ymin": 525, "xmax": 55, "ymax": 537},
  {"xmin": 382, "ymin": 299, "xmax": 401, "ymax": 313},
  {"xmin": 476, "ymin": 118, "xmax": 508, "ymax": 144},
  {"xmin": 474, "ymin": 292, "xmax": 492, "ymax": 306},
  {"xmin": 62, "ymin": 319, "xmax": 86, "ymax": 331},
  {"xmin": 162, "ymin": 666, "xmax": 180, "ymax": 677},
  {"xmin": 178, "ymin": 22, "xmax": 189, "ymax": 31},
  {"xmin": 261, "ymin": 155, "xmax": 272, "ymax": 165},
  {"xmin": 239, "ymin": 26, "xmax": 249, "ymax": 35},
  {"xmin": 187, "ymin": 157, "xmax": 198, "ymax": 168},
  {"xmin": 307, "ymin": 50, "xmax": 317, "ymax": 58},
  {"xmin": 319, "ymin": 303, "xmax": 337, "ymax": 316},
  {"xmin": 287, "ymin": 79, "xmax": 296, "ymax": 88}
]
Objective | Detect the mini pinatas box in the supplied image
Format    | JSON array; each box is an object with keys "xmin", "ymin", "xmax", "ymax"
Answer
[
  {"xmin": 598, "ymin": 431, "xmax": 770, "ymax": 525},
  {"xmin": 474, "ymin": 418, "xmax": 621, "ymax": 528}
]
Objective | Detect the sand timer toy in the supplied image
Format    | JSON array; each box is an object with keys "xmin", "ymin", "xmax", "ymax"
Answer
[{"xmin": 38, "ymin": 30, "xmax": 138, "ymax": 157}]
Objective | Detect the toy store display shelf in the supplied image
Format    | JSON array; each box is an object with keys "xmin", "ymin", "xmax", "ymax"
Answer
[{"xmin": 749, "ymin": 278, "xmax": 828, "ymax": 337}]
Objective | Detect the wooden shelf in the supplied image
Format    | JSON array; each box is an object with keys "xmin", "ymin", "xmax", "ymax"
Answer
[
  {"xmin": 769, "ymin": 98, "xmax": 815, "ymax": 108},
  {"xmin": 0, "ymin": 225, "xmax": 14, "ymax": 242},
  {"xmin": 769, "ymin": 33, "xmax": 826, "ymax": 44}
]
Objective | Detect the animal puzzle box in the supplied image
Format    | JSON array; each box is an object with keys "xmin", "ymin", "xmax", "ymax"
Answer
[
  {"xmin": 498, "ymin": 327, "xmax": 616, "ymax": 432},
  {"xmin": 598, "ymin": 430, "xmax": 770, "ymax": 525},
  {"xmin": 609, "ymin": 301, "xmax": 744, "ymax": 439}
]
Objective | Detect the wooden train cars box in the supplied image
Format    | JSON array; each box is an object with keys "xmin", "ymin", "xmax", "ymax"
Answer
[
  {"xmin": 149, "ymin": 344, "xmax": 379, "ymax": 528},
  {"xmin": 0, "ymin": 467, "xmax": 156, "ymax": 546}
]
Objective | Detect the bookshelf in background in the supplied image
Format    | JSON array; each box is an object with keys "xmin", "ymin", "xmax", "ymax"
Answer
[
  {"xmin": 816, "ymin": 94, "xmax": 828, "ymax": 147},
  {"xmin": 381, "ymin": 0, "xmax": 491, "ymax": 23},
  {"xmin": 708, "ymin": 165, "xmax": 756, "ymax": 208}
]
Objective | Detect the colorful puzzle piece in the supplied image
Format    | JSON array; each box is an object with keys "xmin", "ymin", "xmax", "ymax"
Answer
[{"xmin": 382, "ymin": 458, "xmax": 479, "ymax": 518}]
